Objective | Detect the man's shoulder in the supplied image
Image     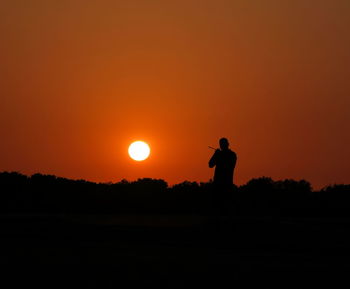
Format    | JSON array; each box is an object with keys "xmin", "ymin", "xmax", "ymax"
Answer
[
  {"xmin": 228, "ymin": 149, "xmax": 236, "ymax": 155},
  {"xmin": 228, "ymin": 149, "xmax": 237, "ymax": 158}
]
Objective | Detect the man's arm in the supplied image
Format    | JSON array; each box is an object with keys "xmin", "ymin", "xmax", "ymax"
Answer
[{"xmin": 209, "ymin": 150, "xmax": 219, "ymax": 168}]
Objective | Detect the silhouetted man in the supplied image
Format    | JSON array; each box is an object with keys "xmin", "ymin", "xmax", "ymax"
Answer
[
  {"xmin": 209, "ymin": 138, "xmax": 237, "ymax": 191},
  {"xmin": 208, "ymin": 138, "xmax": 237, "ymax": 215}
]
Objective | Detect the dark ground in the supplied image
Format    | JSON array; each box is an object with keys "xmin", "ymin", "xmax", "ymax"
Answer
[{"xmin": 1, "ymin": 213, "xmax": 350, "ymax": 288}]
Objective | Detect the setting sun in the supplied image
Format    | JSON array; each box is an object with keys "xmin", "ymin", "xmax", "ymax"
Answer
[{"xmin": 128, "ymin": 141, "xmax": 151, "ymax": 161}]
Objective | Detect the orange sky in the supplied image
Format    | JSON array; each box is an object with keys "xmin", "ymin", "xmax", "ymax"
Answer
[{"xmin": 0, "ymin": 0, "xmax": 349, "ymax": 189}]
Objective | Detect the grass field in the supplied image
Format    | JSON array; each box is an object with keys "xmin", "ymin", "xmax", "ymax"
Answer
[{"xmin": 1, "ymin": 213, "xmax": 350, "ymax": 287}]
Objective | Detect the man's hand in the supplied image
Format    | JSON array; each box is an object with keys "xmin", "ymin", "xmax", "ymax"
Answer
[{"xmin": 209, "ymin": 149, "xmax": 219, "ymax": 168}]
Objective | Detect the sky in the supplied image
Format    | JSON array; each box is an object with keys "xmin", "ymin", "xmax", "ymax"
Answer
[{"xmin": 0, "ymin": 0, "xmax": 349, "ymax": 189}]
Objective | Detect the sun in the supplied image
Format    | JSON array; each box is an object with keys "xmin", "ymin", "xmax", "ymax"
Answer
[{"xmin": 128, "ymin": 141, "xmax": 150, "ymax": 161}]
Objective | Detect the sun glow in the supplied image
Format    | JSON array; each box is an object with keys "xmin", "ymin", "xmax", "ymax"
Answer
[{"xmin": 128, "ymin": 141, "xmax": 150, "ymax": 161}]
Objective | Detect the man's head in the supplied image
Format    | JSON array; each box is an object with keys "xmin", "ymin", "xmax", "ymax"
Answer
[{"xmin": 219, "ymin": 137, "xmax": 229, "ymax": 150}]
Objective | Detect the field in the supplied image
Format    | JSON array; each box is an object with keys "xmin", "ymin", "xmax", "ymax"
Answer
[{"xmin": 1, "ymin": 213, "xmax": 350, "ymax": 287}]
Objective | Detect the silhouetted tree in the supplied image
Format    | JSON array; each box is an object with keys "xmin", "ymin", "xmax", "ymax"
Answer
[{"xmin": 0, "ymin": 171, "xmax": 349, "ymax": 216}]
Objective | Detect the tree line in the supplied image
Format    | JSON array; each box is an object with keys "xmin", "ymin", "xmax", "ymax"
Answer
[{"xmin": 0, "ymin": 171, "xmax": 349, "ymax": 217}]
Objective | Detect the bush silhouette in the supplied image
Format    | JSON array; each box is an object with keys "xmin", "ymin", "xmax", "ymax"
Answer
[{"xmin": 0, "ymin": 171, "xmax": 349, "ymax": 216}]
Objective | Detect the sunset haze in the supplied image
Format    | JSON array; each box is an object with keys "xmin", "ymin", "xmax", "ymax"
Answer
[{"xmin": 1, "ymin": 0, "xmax": 349, "ymax": 189}]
